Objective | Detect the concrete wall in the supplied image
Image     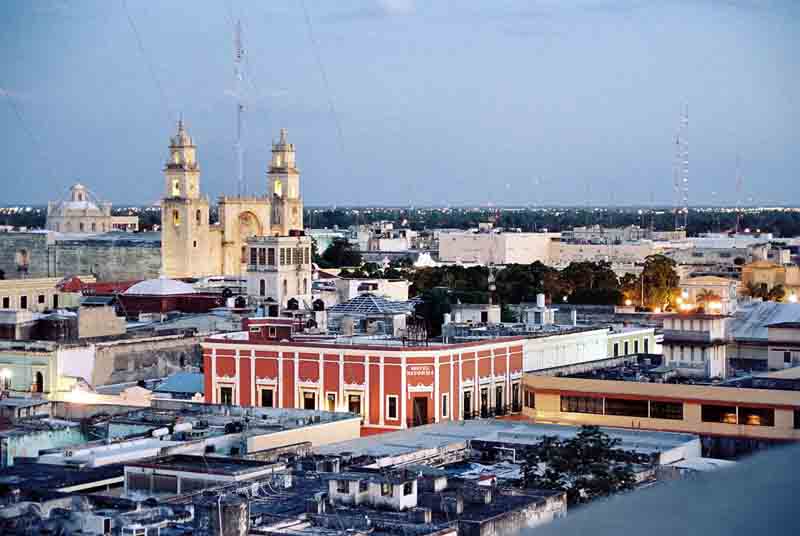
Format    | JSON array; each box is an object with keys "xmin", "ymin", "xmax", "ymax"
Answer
[
  {"xmin": 438, "ymin": 232, "xmax": 554, "ymax": 265},
  {"xmin": 91, "ymin": 334, "xmax": 203, "ymax": 386},
  {"xmin": 246, "ymin": 416, "xmax": 361, "ymax": 452},
  {"xmin": 458, "ymin": 491, "xmax": 567, "ymax": 536},
  {"xmin": 524, "ymin": 329, "xmax": 608, "ymax": 371},
  {"xmin": 0, "ymin": 233, "xmax": 52, "ymax": 279},
  {"xmin": 78, "ymin": 306, "xmax": 126, "ymax": 338}
]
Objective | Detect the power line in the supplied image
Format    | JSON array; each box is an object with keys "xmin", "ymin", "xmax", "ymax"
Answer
[
  {"xmin": 120, "ymin": 0, "xmax": 173, "ymax": 123},
  {"xmin": 299, "ymin": 0, "xmax": 346, "ymax": 159}
]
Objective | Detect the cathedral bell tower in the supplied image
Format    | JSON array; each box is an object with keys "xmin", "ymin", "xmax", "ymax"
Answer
[
  {"xmin": 268, "ymin": 128, "xmax": 303, "ymax": 236},
  {"xmin": 161, "ymin": 120, "xmax": 212, "ymax": 278}
]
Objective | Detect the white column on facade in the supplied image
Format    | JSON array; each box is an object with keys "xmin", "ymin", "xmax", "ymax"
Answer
[
  {"xmin": 473, "ymin": 352, "xmax": 478, "ymax": 415},
  {"xmin": 364, "ymin": 356, "xmax": 370, "ymax": 424},
  {"xmin": 294, "ymin": 351, "xmax": 299, "ymax": 409},
  {"xmin": 211, "ymin": 348, "xmax": 217, "ymax": 404},
  {"xmin": 379, "ymin": 358, "xmax": 385, "ymax": 425},
  {"xmin": 338, "ymin": 351, "xmax": 345, "ymax": 411},
  {"xmin": 250, "ymin": 349, "xmax": 256, "ymax": 408},
  {"xmin": 234, "ymin": 348, "xmax": 241, "ymax": 405},
  {"xmin": 277, "ymin": 353, "xmax": 283, "ymax": 408},
  {"xmin": 449, "ymin": 355, "xmax": 454, "ymax": 420},
  {"xmin": 434, "ymin": 354, "xmax": 440, "ymax": 423},
  {"xmin": 319, "ymin": 351, "xmax": 325, "ymax": 408},
  {"xmin": 506, "ymin": 345, "xmax": 511, "ymax": 406},
  {"xmin": 400, "ymin": 356, "xmax": 407, "ymax": 427},
  {"xmin": 490, "ymin": 349, "xmax": 495, "ymax": 410}
]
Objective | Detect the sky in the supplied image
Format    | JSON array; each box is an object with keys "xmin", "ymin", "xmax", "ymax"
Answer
[{"xmin": 1, "ymin": 0, "xmax": 798, "ymax": 207}]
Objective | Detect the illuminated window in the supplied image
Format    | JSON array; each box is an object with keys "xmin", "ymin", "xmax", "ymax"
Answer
[
  {"xmin": 561, "ymin": 395, "xmax": 603, "ymax": 415},
  {"xmin": 173, "ymin": 210, "xmax": 180, "ymax": 226},
  {"xmin": 701, "ymin": 404, "xmax": 737, "ymax": 424},
  {"xmin": 172, "ymin": 179, "xmax": 180, "ymax": 197},
  {"xmin": 273, "ymin": 179, "xmax": 282, "ymax": 197},
  {"xmin": 196, "ymin": 209, "xmax": 202, "ymax": 224},
  {"xmin": 268, "ymin": 248, "xmax": 275, "ymax": 265},
  {"xmin": 738, "ymin": 407, "xmax": 774, "ymax": 427}
]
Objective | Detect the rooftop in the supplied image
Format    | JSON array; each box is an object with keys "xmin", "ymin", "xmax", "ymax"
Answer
[
  {"xmin": 316, "ymin": 419, "xmax": 698, "ymax": 459},
  {"xmin": 126, "ymin": 454, "xmax": 277, "ymax": 476},
  {"xmin": 153, "ymin": 372, "xmax": 204, "ymax": 395},
  {"xmin": 328, "ymin": 293, "xmax": 415, "ymax": 316}
]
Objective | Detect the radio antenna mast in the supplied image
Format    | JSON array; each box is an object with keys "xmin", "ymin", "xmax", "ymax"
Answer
[{"xmin": 234, "ymin": 19, "xmax": 245, "ymax": 196}]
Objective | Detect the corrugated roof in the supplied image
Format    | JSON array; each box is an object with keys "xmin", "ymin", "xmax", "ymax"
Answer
[
  {"xmin": 729, "ymin": 302, "xmax": 800, "ymax": 341},
  {"xmin": 153, "ymin": 372, "xmax": 204, "ymax": 395}
]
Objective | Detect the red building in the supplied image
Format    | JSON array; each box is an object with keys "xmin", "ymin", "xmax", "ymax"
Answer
[{"xmin": 202, "ymin": 318, "xmax": 525, "ymax": 434}]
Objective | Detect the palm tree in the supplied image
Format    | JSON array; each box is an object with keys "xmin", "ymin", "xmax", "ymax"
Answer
[
  {"xmin": 767, "ymin": 285, "xmax": 786, "ymax": 302},
  {"xmin": 696, "ymin": 288, "xmax": 722, "ymax": 305}
]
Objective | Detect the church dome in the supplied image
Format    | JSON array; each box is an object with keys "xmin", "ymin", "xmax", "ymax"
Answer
[{"xmin": 124, "ymin": 276, "xmax": 196, "ymax": 296}]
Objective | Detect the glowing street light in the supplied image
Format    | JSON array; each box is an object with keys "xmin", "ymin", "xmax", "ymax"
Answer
[
  {"xmin": 625, "ymin": 299, "xmax": 633, "ymax": 307},
  {"xmin": 789, "ymin": 294, "xmax": 798, "ymax": 304}
]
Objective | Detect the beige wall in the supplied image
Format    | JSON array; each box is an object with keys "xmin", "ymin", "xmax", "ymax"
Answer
[
  {"xmin": 552, "ymin": 242, "xmax": 658, "ymax": 267},
  {"xmin": 0, "ymin": 276, "xmax": 91, "ymax": 312},
  {"xmin": 438, "ymin": 232, "xmax": 555, "ymax": 265},
  {"xmin": 523, "ymin": 375, "xmax": 800, "ymax": 441},
  {"xmin": 246, "ymin": 416, "xmax": 361, "ymax": 452},
  {"xmin": 78, "ymin": 306, "xmax": 126, "ymax": 339},
  {"xmin": 607, "ymin": 329, "xmax": 656, "ymax": 357}
]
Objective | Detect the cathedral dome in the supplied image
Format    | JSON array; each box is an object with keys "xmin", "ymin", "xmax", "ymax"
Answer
[{"xmin": 124, "ymin": 276, "xmax": 196, "ymax": 296}]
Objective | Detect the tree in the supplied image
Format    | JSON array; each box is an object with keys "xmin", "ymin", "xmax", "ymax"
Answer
[
  {"xmin": 696, "ymin": 288, "xmax": 721, "ymax": 305},
  {"xmin": 639, "ymin": 254, "xmax": 679, "ymax": 310},
  {"xmin": 414, "ymin": 288, "xmax": 452, "ymax": 338},
  {"xmin": 319, "ymin": 238, "xmax": 362, "ymax": 268},
  {"xmin": 768, "ymin": 284, "xmax": 786, "ymax": 302}
]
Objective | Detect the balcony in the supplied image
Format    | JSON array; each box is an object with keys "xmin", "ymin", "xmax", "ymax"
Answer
[{"xmin": 662, "ymin": 330, "xmax": 712, "ymax": 344}]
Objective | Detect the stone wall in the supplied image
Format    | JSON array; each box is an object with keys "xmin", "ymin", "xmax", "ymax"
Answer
[
  {"xmin": 91, "ymin": 334, "xmax": 204, "ymax": 386},
  {"xmin": 457, "ymin": 491, "xmax": 567, "ymax": 536},
  {"xmin": 0, "ymin": 233, "xmax": 161, "ymax": 281}
]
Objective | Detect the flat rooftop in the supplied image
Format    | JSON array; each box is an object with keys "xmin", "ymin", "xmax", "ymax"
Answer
[
  {"xmin": 316, "ymin": 420, "xmax": 698, "ymax": 459},
  {"xmin": 126, "ymin": 454, "xmax": 276, "ymax": 476}
]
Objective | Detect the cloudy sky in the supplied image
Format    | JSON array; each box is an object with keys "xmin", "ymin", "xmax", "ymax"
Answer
[{"xmin": 1, "ymin": 1, "xmax": 797, "ymax": 206}]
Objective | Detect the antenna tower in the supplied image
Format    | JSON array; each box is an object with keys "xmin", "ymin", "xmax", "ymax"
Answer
[
  {"xmin": 680, "ymin": 104, "xmax": 689, "ymax": 230},
  {"xmin": 234, "ymin": 20, "xmax": 245, "ymax": 196},
  {"xmin": 735, "ymin": 154, "xmax": 743, "ymax": 234}
]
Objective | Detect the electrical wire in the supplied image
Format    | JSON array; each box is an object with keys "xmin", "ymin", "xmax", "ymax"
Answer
[
  {"xmin": 120, "ymin": 0, "xmax": 173, "ymax": 123},
  {"xmin": 299, "ymin": 0, "xmax": 346, "ymax": 159}
]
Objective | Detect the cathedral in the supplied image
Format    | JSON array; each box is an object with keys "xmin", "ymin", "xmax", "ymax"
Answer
[{"xmin": 161, "ymin": 121, "xmax": 304, "ymax": 279}]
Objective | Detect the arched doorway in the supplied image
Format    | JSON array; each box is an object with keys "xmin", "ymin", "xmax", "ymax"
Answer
[
  {"xmin": 237, "ymin": 211, "xmax": 262, "ymax": 263},
  {"xmin": 35, "ymin": 371, "xmax": 44, "ymax": 393}
]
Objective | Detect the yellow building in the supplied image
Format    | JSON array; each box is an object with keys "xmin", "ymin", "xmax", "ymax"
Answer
[
  {"xmin": 0, "ymin": 276, "xmax": 92, "ymax": 312},
  {"xmin": 522, "ymin": 374, "xmax": 800, "ymax": 441},
  {"xmin": 741, "ymin": 260, "xmax": 800, "ymax": 300},
  {"xmin": 161, "ymin": 123, "xmax": 304, "ymax": 279}
]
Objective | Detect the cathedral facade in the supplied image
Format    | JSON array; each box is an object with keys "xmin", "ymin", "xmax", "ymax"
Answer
[{"xmin": 161, "ymin": 122, "xmax": 304, "ymax": 279}]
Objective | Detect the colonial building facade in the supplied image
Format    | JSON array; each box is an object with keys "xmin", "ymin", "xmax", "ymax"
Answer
[
  {"xmin": 202, "ymin": 321, "xmax": 525, "ymax": 434},
  {"xmin": 161, "ymin": 123, "xmax": 304, "ymax": 279}
]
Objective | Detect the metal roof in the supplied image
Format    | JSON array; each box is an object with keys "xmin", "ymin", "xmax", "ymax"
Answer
[
  {"xmin": 153, "ymin": 372, "xmax": 204, "ymax": 395},
  {"xmin": 328, "ymin": 293, "xmax": 414, "ymax": 316},
  {"xmin": 729, "ymin": 301, "xmax": 800, "ymax": 341}
]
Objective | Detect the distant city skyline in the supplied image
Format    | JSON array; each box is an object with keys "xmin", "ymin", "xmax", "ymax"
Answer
[{"xmin": 1, "ymin": 1, "xmax": 797, "ymax": 206}]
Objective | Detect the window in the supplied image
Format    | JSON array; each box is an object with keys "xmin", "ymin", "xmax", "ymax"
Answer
[
  {"xmin": 303, "ymin": 278, "xmax": 308, "ymax": 294},
  {"xmin": 258, "ymin": 248, "xmax": 266, "ymax": 265},
  {"xmin": 294, "ymin": 248, "xmax": 302, "ymax": 264},
  {"xmin": 268, "ymin": 248, "xmax": 276, "ymax": 265},
  {"xmin": 613, "ymin": 343, "xmax": 619, "ymax": 357},
  {"xmin": 268, "ymin": 327, "xmax": 276, "ymax": 338},
  {"xmin": 387, "ymin": 395, "xmax": 399, "ymax": 420},
  {"xmin": 785, "ymin": 352, "xmax": 792, "ymax": 364},
  {"xmin": 644, "ymin": 338, "xmax": 649, "ymax": 354},
  {"xmin": 359, "ymin": 480, "xmax": 368, "ymax": 492},
  {"xmin": 304, "ymin": 391, "xmax": 317, "ymax": 410},
  {"xmin": 280, "ymin": 248, "xmax": 286, "ymax": 265},
  {"xmin": 623, "ymin": 341, "xmax": 629, "ymax": 355},
  {"xmin": 20, "ymin": 296, "xmax": 28, "ymax": 309},
  {"xmin": 38, "ymin": 294, "xmax": 45, "ymax": 304},
  {"xmin": 348, "ymin": 394, "xmax": 362, "ymax": 415},
  {"xmin": 173, "ymin": 210, "xmax": 180, "ymax": 226},
  {"xmin": 337, "ymin": 480, "xmax": 349, "ymax": 493},
  {"xmin": 259, "ymin": 279, "xmax": 266, "ymax": 297},
  {"xmin": 605, "ymin": 397, "xmax": 648, "ymax": 418},
  {"xmin": 79, "ymin": 222, "xmax": 85, "ymax": 232},
  {"xmin": 403, "ymin": 482, "xmax": 413, "ymax": 496},
  {"xmin": 193, "ymin": 240, "xmax": 197, "ymax": 248},
  {"xmin": 634, "ymin": 340, "xmax": 639, "ymax": 354},
  {"xmin": 381, "ymin": 482, "xmax": 392, "ymax": 496},
  {"xmin": 196, "ymin": 209, "xmax": 202, "ymax": 224},
  {"xmin": 250, "ymin": 247, "xmax": 258, "ymax": 265},
  {"xmin": 650, "ymin": 401, "xmax": 683, "ymax": 420},
  {"xmin": 795, "ymin": 409, "xmax": 800, "ymax": 430},
  {"xmin": 91, "ymin": 222, "xmax": 96, "ymax": 232},
  {"xmin": 2, "ymin": 297, "xmax": 8, "ymax": 309},
  {"xmin": 219, "ymin": 386, "xmax": 233, "ymax": 406},
  {"xmin": 561, "ymin": 395, "xmax": 603, "ymax": 415},
  {"xmin": 441, "ymin": 393, "xmax": 449, "ymax": 418},
  {"xmin": 738, "ymin": 407, "xmax": 774, "ymax": 427},
  {"xmin": 52, "ymin": 295, "xmax": 58, "ymax": 308},
  {"xmin": 480, "ymin": 387, "xmax": 489, "ymax": 416},
  {"xmin": 701, "ymin": 404, "xmax": 737, "ymax": 424},
  {"xmin": 304, "ymin": 247, "xmax": 310, "ymax": 265},
  {"xmin": 524, "ymin": 390, "xmax": 535, "ymax": 409},
  {"xmin": 463, "ymin": 391, "xmax": 473, "ymax": 418},
  {"xmin": 260, "ymin": 389, "xmax": 274, "ymax": 408}
]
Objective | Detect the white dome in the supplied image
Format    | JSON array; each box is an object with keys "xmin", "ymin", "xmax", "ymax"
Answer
[{"xmin": 124, "ymin": 276, "xmax": 196, "ymax": 296}]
